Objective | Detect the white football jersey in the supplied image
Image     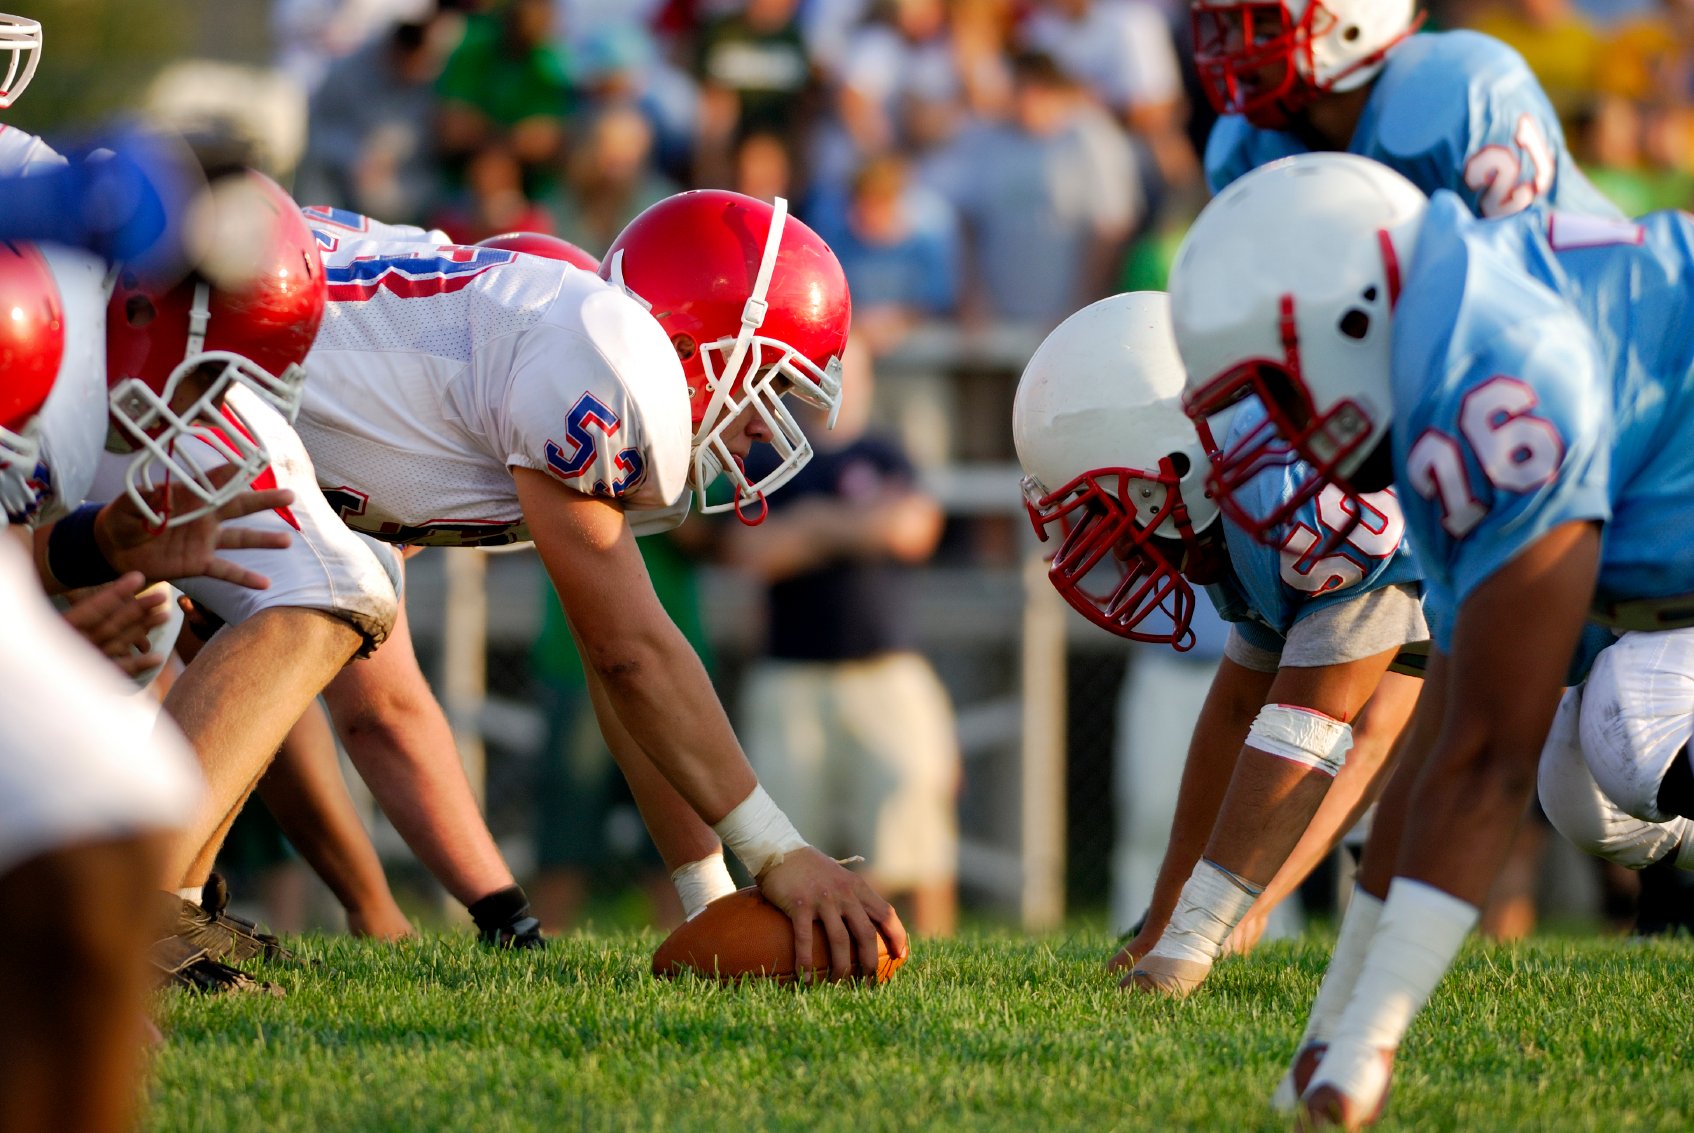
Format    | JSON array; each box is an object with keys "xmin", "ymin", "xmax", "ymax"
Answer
[
  {"xmin": 296, "ymin": 217, "xmax": 692, "ymax": 546},
  {"xmin": 0, "ymin": 536, "xmax": 201, "ymax": 876},
  {"xmin": 0, "ymin": 122, "xmax": 63, "ymax": 176}
]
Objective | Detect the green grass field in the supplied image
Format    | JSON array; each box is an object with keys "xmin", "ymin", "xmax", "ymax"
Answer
[{"xmin": 149, "ymin": 929, "xmax": 1692, "ymax": 1132}]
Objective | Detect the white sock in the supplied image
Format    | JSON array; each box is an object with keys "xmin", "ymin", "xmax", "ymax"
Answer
[
  {"xmin": 1302, "ymin": 887, "xmax": 1385, "ymax": 1047},
  {"xmin": 1271, "ymin": 886, "xmax": 1385, "ymax": 1113},
  {"xmin": 1308, "ymin": 878, "xmax": 1477, "ymax": 1102},
  {"xmin": 177, "ymin": 885, "xmax": 204, "ymax": 905},
  {"xmin": 1145, "ymin": 859, "xmax": 1261, "ymax": 967}
]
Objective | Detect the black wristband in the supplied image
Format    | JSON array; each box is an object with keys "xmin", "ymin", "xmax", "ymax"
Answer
[
  {"xmin": 468, "ymin": 885, "xmax": 531, "ymax": 932},
  {"xmin": 46, "ymin": 503, "xmax": 122, "ymax": 590}
]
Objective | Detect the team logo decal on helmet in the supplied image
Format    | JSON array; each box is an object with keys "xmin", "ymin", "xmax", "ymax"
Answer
[
  {"xmin": 1191, "ymin": 0, "xmax": 1420, "ymax": 128},
  {"xmin": 1171, "ymin": 153, "xmax": 1427, "ymax": 548},
  {"xmin": 1013, "ymin": 292, "xmax": 1225, "ymax": 649},
  {"xmin": 600, "ymin": 190, "xmax": 849, "ymax": 524},
  {"xmin": 105, "ymin": 170, "xmax": 328, "ymax": 527}
]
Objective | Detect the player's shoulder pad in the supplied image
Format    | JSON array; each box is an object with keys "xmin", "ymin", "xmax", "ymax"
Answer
[
  {"xmin": 557, "ymin": 275, "xmax": 693, "ymax": 512},
  {"xmin": 1370, "ymin": 30, "xmax": 1537, "ymax": 162}
]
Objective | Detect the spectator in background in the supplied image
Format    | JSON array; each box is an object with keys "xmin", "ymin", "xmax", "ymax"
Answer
[
  {"xmin": 436, "ymin": 0, "xmax": 571, "ymax": 197},
  {"xmin": 545, "ymin": 102, "xmax": 679, "ymax": 255},
  {"xmin": 811, "ymin": 0, "xmax": 1007, "ymax": 193},
  {"xmin": 720, "ymin": 336, "xmax": 960, "ymax": 937},
  {"xmin": 692, "ymin": 0, "xmax": 817, "ymax": 186},
  {"xmin": 273, "ymin": 0, "xmax": 441, "ymax": 95},
  {"xmin": 1463, "ymin": 0, "xmax": 1606, "ymax": 135},
  {"xmin": 729, "ymin": 125, "xmax": 800, "ymax": 201},
  {"xmin": 1017, "ymin": 0, "xmax": 1198, "ymax": 202},
  {"xmin": 921, "ymin": 49, "xmax": 1139, "ymax": 331},
  {"xmin": 806, "ymin": 153, "xmax": 959, "ymax": 357},
  {"xmin": 295, "ymin": 12, "xmax": 458, "ymax": 226},
  {"xmin": 428, "ymin": 141, "xmax": 555, "ymax": 243},
  {"xmin": 569, "ymin": 21, "xmax": 700, "ymax": 181}
]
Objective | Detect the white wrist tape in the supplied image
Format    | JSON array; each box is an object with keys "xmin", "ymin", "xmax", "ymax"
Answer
[
  {"xmin": 672, "ymin": 853, "xmax": 738, "ymax": 921},
  {"xmin": 1311, "ymin": 878, "xmax": 1477, "ymax": 1103},
  {"xmin": 712, "ymin": 785, "xmax": 808, "ymax": 880},
  {"xmin": 1145, "ymin": 859, "xmax": 1262, "ymax": 967},
  {"xmin": 1248, "ymin": 703, "xmax": 1354, "ymax": 777}
]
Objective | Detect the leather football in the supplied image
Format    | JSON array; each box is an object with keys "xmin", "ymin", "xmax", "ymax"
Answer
[{"xmin": 652, "ymin": 887, "xmax": 904, "ymax": 983}]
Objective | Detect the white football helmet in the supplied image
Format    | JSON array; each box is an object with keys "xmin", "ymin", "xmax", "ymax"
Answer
[
  {"xmin": 1013, "ymin": 292, "xmax": 1224, "ymax": 650},
  {"xmin": 1190, "ymin": 0, "xmax": 1420, "ymax": 128},
  {"xmin": 1170, "ymin": 152, "xmax": 1427, "ymax": 546},
  {"xmin": 0, "ymin": 13, "xmax": 40, "ymax": 109}
]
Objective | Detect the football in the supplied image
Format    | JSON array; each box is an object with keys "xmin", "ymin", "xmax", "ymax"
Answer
[{"xmin": 652, "ymin": 887, "xmax": 905, "ymax": 984}]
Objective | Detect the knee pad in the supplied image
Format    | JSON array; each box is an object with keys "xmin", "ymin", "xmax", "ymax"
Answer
[
  {"xmin": 1580, "ymin": 631, "xmax": 1694, "ymax": 823},
  {"xmin": 1541, "ymin": 685, "xmax": 1686, "ymax": 869}
]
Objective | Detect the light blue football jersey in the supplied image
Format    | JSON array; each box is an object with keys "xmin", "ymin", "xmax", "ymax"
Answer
[
  {"xmin": 1206, "ymin": 31, "xmax": 1619, "ymax": 222},
  {"xmin": 1392, "ymin": 192, "xmax": 1694, "ymax": 650},
  {"xmin": 1203, "ymin": 402, "xmax": 1424, "ymax": 651}
]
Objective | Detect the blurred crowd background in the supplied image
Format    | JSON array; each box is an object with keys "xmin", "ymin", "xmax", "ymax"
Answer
[{"xmin": 15, "ymin": 0, "xmax": 1694, "ymax": 940}]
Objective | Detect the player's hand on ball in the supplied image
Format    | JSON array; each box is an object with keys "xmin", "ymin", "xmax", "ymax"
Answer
[{"xmin": 756, "ymin": 847, "xmax": 908, "ymax": 982}]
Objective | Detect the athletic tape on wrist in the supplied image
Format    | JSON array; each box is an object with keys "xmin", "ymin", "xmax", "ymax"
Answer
[
  {"xmin": 672, "ymin": 853, "xmax": 738, "ymax": 920},
  {"xmin": 1144, "ymin": 858, "xmax": 1262, "ymax": 967},
  {"xmin": 46, "ymin": 503, "xmax": 122, "ymax": 589},
  {"xmin": 1248, "ymin": 703, "xmax": 1354, "ymax": 777},
  {"xmin": 712, "ymin": 785, "xmax": 808, "ymax": 879}
]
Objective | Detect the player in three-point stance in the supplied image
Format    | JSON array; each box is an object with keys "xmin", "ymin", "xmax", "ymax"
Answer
[
  {"xmin": 1173, "ymin": 151, "xmax": 1694, "ymax": 1128},
  {"xmin": 1013, "ymin": 291, "xmax": 1425, "ymax": 998},
  {"xmin": 203, "ymin": 191, "xmax": 907, "ymax": 978}
]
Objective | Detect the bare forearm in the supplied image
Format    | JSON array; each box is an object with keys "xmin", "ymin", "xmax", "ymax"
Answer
[
  {"xmin": 580, "ymin": 658, "xmax": 721, "ymax": 871},
  {"xmin": 582, "ymin": 625, "xmax": 759, "ymax": 824}
]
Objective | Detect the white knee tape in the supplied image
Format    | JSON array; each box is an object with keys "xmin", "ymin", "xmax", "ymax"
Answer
[{"xmin": 1247, "ymin": 703, "xmax": 1354, "ymax": 777}]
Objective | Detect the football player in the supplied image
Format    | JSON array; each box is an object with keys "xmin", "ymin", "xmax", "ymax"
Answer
[
  {"xmin": 1172, "ymin": 152, "xmax": 1694, "ymax": 1128},
  {"xmin": 155, "ymin": 192, "xmax": 905, "ymax": 978},
  {"xmin": 1014, "ymin": 291, "xmax": 1424, "ymax": 997},
  {"xmin": 1193, "ymin": 0, "xmax": 1617, "ymax": 223},
  {"xmin": 0, "ymin": 208, "xmax": 202, "ymax": 1133}
]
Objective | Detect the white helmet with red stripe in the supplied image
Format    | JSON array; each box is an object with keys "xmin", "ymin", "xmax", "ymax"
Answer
[
  {"xmin": 1170, "ymin": 152, "xmax": 1426, "ymax": 545},
  {"xmin": 1014, "ymin": 292, "xmax": 1225, "ymax": 650}
]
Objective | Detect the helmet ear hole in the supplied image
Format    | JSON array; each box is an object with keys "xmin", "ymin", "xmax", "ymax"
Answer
[
  {"xmin": 125, "ymin": 296, "xmax": 157, "ymax": 328},
  {"xmin": 671, "ymin": 333, "xmax": 697, "ymax": 361},
  {"xmin": 1339, "ymin": 308, "xmax": 1371, "ymax": 340},
  {"xmin": 1167, "ymin": 451, "xmax": 1191, "ymax": 477}
]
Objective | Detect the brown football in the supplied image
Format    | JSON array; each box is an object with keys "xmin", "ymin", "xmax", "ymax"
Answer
[{"xmin": 652, "ymin": 887, "xmax": 905, "ymax": 983}]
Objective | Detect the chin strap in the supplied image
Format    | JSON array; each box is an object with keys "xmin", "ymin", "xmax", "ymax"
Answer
[{"xmin": 694, "ymin": 196, "xmax": 789, "ymax": 446}]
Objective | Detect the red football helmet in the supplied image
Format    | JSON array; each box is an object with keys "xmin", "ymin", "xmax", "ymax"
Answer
[
  {"xmin": 105, "ymin": 170, "xmax": 327, "ymax": 527},
  {"xmin": 0, "ymin": 13, "xmax": 42, "ymax": 110},
  {"xmin": 476, "ymin": 231, "xmax": 601, "ymax": 272},
  {"xmin": 0, "ymin": 242, "xmax": 64, "ymax": 521},
  {"xmin": 600, "ymin": 191, "xmax": 849, "ymax": 523}
]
